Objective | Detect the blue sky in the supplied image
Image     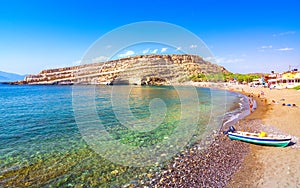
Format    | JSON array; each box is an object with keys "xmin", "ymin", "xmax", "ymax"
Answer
[{"xmin": 0, "ymin": 0, "xmax": 299, "ymax": 74}]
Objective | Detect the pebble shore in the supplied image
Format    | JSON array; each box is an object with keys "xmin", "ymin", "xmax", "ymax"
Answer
[
  {"xmin": 142, "ymin": 129, "xmax": 250, "ymax": 187},
  {"xmin": 134, "ymin": 87, "xmax": 273, "ymax": 187},
  {"xmin": 141, "ymin": 93, "xmax": 267, "ymax": 187}
]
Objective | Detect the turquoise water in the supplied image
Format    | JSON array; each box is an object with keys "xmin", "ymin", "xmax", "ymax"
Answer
[{"xmin": 0, "ymin": 84, "xmax": 240, "ymax": 187}]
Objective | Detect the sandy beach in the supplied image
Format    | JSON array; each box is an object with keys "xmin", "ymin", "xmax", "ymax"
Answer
[
  {"xmin": 227, "ymin": 85, "xmax": 300, "ymax": 187},
  {"xmin": 142, "ymin": 83, "xmax": 300, "ymax": 187}
]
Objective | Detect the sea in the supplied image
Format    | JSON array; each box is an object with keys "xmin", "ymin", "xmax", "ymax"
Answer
[{"xmin": 0, "ymin": 84, "xmax": 250, "ymax": 187}]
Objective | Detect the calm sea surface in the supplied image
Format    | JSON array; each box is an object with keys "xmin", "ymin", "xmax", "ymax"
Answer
[{"xmin": 0, "ymin": 84, "xmax": 242, "ymax": 187}]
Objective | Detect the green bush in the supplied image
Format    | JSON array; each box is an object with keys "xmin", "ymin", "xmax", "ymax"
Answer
[
  {"xmin": 189, "ymin": 73, "xmax": 262, "ymax": 83},
  {"xmin": 293, "ymin": 85, "xmax": 300, "ymax": 90}
]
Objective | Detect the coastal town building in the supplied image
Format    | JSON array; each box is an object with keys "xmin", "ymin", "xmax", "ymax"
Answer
[{"xmin": 266, "ymin": 70, "xmax": 300, "ymax": 89}]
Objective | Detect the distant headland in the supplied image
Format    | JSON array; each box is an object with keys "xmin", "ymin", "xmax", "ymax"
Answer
[
  {"xmin": 0, "ymin": 71, "xmax": 26, "ymax": 83},
  {"xmin": 9, "ymin": 54, "xmax": 229, "ymax": 86}
]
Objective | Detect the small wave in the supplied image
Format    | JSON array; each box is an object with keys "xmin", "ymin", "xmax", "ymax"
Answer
[
  {"xmin": 223, "ymin": 113, "xmax": 241, "ymax": 127},
  {"xmin": 222, "ymin": 94, "xmax": 251, "ymax": 128}
]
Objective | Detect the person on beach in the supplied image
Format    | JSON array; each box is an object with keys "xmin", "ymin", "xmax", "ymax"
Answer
[
  {"xmin": 248, "ymin": 95, "xmax": 254, "ymax": 112},
  {"xmin": 268, "ymin": 82, "xmax": 271, "ymax": 88},
  {"xmin": 249, "ymin": 100, "xmax": 253, "ymax": 112}
]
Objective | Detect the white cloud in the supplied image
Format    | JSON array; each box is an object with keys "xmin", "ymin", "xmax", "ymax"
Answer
[
  {"xmin": 190, "ymin": 44, "xmax": 197, "ymax": 49},
  {"xmin": 258, "ymin": 45, "xmax": 273, "ymax": 52},
  {"xmin": 142, "ymin": 48, "xmax": 150, "ymax": 54},
  {"xmin": 118, "ymin": 50, "xmax": 135, "ymax": 58},
  {"xmin": 273, "ymin": 31, "xmax": 296, "ymax": 37},
  {"xmin": 151, "ymin": 49, "xmax": 158, "ymax": 54},
  {"xmin": 92, "ymin": 56, "xmax": 109, "ymax": 63},
  {"xmin": 204, "ymin": 56, "xmax": 244, "ymax": 64},
  {"xmin": 261, "ymin": 45, "xmax": 273, "ymax": 49},
  {"xmin": 176, "ymin": 47, "xmax": 182, "ymax": 51},
  {"xmin": 275, "ymin": 47, "xmax": 294, "ymax": 51},
  {"xmin": 161, "ymin": 48, "xmax": 167, "ymax": 53}
]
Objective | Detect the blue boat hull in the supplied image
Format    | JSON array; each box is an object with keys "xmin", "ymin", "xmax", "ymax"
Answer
[{"xmin": 228, "ymin": 132, "xmax": 291, "ymax": 147}]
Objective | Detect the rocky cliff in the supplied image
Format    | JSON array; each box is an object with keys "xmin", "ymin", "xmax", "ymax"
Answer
[{"xmin": 20, "ymin": 54, "xmax": 229, "ymax": 85}]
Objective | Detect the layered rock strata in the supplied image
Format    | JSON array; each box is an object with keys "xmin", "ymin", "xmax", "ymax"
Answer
[{"xmin": 21, "ymin": 54, "xmax": 229, "ymax": 85}]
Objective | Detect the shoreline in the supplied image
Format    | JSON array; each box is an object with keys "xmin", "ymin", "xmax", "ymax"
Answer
[
  {"xmin": 1, "ymin": 83, "xmax": 251, "ymax": 187},
  {"xmin": 2, "ymin": 83, "xmax": 299, "ymax": 186},
  {"xmin": 146, "ymin": 82, "xmax": 300, "ymax": 187},
  {"xmin": 226, "ymin": 85, "xmax": 300, "ymax": 187},
  {"xmin": 144, "ymin": 84, "xmax": 259, "ymax": 187},
  {"xmin": 227, "ymin": 86, "xmax": 271, "ymax": 187}
]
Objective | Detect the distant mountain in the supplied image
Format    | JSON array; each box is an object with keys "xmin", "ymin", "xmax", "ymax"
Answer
[{"xmin": 0, "ymin": 71, "xmax": 26, "ymax": 82}]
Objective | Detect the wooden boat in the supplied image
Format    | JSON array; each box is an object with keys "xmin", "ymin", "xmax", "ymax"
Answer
[{"xmin": 228, "ymin": 131, "xmax": 292, "ymax": 147}]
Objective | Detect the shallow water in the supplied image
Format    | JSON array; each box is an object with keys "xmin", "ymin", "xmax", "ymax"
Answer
[{"xmin": 0, "ymin": 84, "xmax": 241, "ymax": 187}]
